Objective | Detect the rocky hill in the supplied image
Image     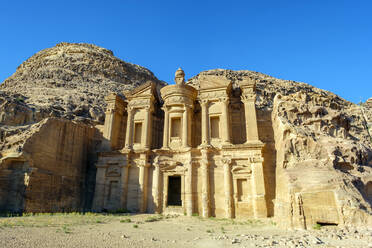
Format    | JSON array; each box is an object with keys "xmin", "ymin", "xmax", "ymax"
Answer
[
  {"xmin": 1, "ymin": 42, "xmax": 164, "ymax": 124},
  {"xmin": 0, "ymin": 43, "xmax": 164, "ymax": 212}
]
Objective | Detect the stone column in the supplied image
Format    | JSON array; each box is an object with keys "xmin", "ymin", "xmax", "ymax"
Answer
[
  {"xmin": 185, "ymin": 160, "xmax": 193, "ymax": 216},
  {"xmin": 201, "ymin": 100, "xmax": 210, "ymax": 146},
  {"xmin": 162, "ymin": 107, "xmax": 169, "ymax": 149},
  {"xmin": 120, "ymin": 164, "xmax": 129, "ymax": 210},
  {"xmin": 92, "ymin": 165, "xmax": 106, "ymax": 211},
  {"xmin": 142, "ymin": 107, "xmax": 152, "ymax": 149},
  {"xmin": 251, "ymin": 157, "xmax": 267, "ymax": 218},
  {"xmin": 222, "ymin": 158, "xmax": 233, "ymax": 218},
  {"xmin": 124, "ymin": 107, "xmax": 134, "ymax": 149},
  {"xmin": 242, "ymin": 95, "xmax": 259, "ymax": 142},
  {"xmin": 221, "ymin": 98, "xmax": 231, "ymax": 144},
  {"xmin": 201, "ymin": 149, "xmax": 210, "ymax": 217},
  {"xmin": 138, "ymin": 159, "xmax": 149, "ymax": 213},
  {"xmin": 103, "ymin": 94, "xmax": 125, "ymax": 150},
  {"xmin": 152, "ymin": 162, "xmax": 161, "ymax": 213},
  {"xmin": 182, "ymin": 106, "xmax": 189, "ymax": 148}
]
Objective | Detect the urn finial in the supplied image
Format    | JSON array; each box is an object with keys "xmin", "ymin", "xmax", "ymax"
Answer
[{"xmin": 175, "ymin": 67, "xmax": 185, "ymax": 85}]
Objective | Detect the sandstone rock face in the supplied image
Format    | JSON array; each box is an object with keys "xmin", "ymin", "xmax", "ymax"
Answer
[
  {"xmin": 363, "ymin": 98, "xmax": 372, "ymax": 137},
  {"xmin": 0, "ymin": 43, "xmax": 163, "ymax": 212},
  {"xmin": 273, "ymin": 93, "xmax": 372, "ymax": 228},
  {"xmin": 0, "ymin": 118, "xmax": 99, "ymax": 212},
  {"xmin": 188, "ymin": 69, "xmax": 372, "ymax": 228}
]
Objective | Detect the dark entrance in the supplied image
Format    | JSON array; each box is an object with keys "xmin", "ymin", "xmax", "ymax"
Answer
[{"xmin": 167, "ymin": 176, "xmax": 182, "ymax": 206}]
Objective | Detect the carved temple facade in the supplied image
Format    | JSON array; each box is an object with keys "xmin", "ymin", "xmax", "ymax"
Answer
[{"xmin": 92, "ymin": 68, "xmax": 268, "ymax": 218}]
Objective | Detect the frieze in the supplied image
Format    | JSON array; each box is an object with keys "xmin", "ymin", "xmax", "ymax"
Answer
[
  {"xmin": 128, "ymin": 99, "xmax": 152, "ymax": 108},
  {"xmin": 164, "ymin": 95, "xmax": 193, "ymax": 106},
  {"xmin": 106, "ymin": 166, "xmax": 121, "ymax": 177},
  {"xmin": 199, "ymin": 90, "xmax": 228, "ymax": 100}
]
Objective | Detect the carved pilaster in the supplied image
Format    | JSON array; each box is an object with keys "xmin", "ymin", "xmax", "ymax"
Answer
[
  {"xmin": 120, "ymin": 161, "xmax": 129, "ymax": 210},
  {"xmin": 124, "ymin": 107, "xmax": 134, "ymax": 149},
  {"xmin": 92, "ymin": 164, "xmax": 107, "ymax": 211},
  {"xmin": 182, "ymin": 105, "xmax": 191, "ymax": 148},
  {"xmin": 138, "ymin": 158, "xmax": 149, "ymax": 213},
  {"xmin": 185, "ymin": 160, "xmax": 193, "ymax": 216},
  {"xmin": 103, "ymin": 93, "xmax": 126, "ymax": 150},
  {"xmin": 143, "ymin": 106, "xmax": 153, "ymax": 149},
  {"xmin": 201, "ymin": 149, "xmax": 210, "ymax": 217},
  {"xmin": 240, "ymin": 79, "xmax": 260, "ymax": 143},
  {"xmin": 222, "ymin": 157, "xmax": 233, "ymax": 218},
  {"xmin": 200, "ymin": 100, "xmax": 210, "ymax": 146},
  {"xmin": 152, "ymin": 159, "xmax": 161, "ymax": 213},
  {"xmin": 162, "ymin": 106, "xmax": 169, "ymax": 149},
  {"xmin": 220, "ymin": 97, "xmax": 231, "ymax": 144},
  {"xmin": 250, "ymin": 156, "xmax": 267, "ymax": 218}
]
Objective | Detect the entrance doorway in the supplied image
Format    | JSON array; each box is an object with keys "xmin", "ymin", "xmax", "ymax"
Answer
[{"xmin": 167, "ymin": 176, "xmax": 182, "ymax": 206}]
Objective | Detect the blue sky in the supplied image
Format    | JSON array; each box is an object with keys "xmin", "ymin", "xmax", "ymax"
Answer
[{"xmin": 0, "ymin": 0, "xmax": 371, "ymax": 103}]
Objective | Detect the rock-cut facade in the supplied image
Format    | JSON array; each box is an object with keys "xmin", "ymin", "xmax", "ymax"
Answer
[{"xmin": 93, "ymin": 68, "xmax": 268, "ymax": 219}]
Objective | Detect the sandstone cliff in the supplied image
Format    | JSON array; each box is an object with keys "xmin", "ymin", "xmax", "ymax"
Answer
[
  {"xmin": 0, "ymin": 43, "xmax": 163, "ymax": 212},
  {"xmin": 189, "ymin": 70, "xmax": 372, "ymax": 228}
]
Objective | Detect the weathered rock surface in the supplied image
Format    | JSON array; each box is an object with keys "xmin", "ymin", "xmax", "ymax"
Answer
[
  {"xmin": 0, "ymin": 118, "xmax": 99, "ymax": 212},
  {"xmin": 188, "ymin": 69, "xmax": 372, "ymax": 228},
  {"xmin": 362, "ymin": 98, "xmax": 372, "ymax": 137},
  {"xmin": 1, "ymin": 42, "xmax": 164, "ymax": 123},
  {"xmin": 0, "ymin": 43, "xmax": 163, "ymax": 212}
]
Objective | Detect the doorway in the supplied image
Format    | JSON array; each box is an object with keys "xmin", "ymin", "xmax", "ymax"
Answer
[{"xmin": 167, "ymin": 176, "xmax": 181, "ymax": 206}]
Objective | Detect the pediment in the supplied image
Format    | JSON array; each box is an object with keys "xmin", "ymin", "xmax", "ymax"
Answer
[
  {"xmin": 197, "ymin": 75, "xmax": 232, "ymax": 91},
  {"xmin": 124, "ymin": 81, "xmax": 156, "ymax": 99}
]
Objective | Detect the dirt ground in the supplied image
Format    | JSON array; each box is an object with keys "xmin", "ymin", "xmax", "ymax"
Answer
[{"xmin": 0, "ymin": 213, "xmax": 371, "ymax": 248}]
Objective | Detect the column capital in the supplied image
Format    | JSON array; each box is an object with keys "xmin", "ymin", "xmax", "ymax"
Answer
[
  {"xmin": 105, "ymin": 108, "xmax": 116, "ymax": 114},
  {"xmin": 137, "ymin": 160, "xmax": 150, "ymax": 168},
  {"xmin": 127, "ymin": 106, "xmax": 135, "ymax": 112},
  {"xmin": 241, "ymin": 93, "xmax": 256, "ymax": 102},
  {"xmin": 144, "ymin": 105, "xmax": 154, "ymax": 113},
  {"xmin": 161, "ymin": 105, "xmax": 169, "ymax": 112},
  {"xmin": 200, "ymin": 99, "xmax": 209, "ymax": 106},
  {"xmin": 184, "ymin": 104, "xmax": 193, "ymax": 110},
  {"xmin": 219, "ymin": 97, "xmax": 229, "ymax": 104},
  {"xmin": 249, "ymin": 156, "xmax": 264, "ymax": 164},
  {"xmin": 221, "ymin": 157, "xmax": 232, "ymax": 166}
]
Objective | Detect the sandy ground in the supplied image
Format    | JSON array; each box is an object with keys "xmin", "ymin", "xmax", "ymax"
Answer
[{"xmin": 0, "ymin": 213, "xmax": 371, "ymax": 248}]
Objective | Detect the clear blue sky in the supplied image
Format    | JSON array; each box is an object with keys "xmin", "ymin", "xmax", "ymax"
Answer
[{"xmin": 1, "ymin": 0, "xmax": 371, "ymax": 103}]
